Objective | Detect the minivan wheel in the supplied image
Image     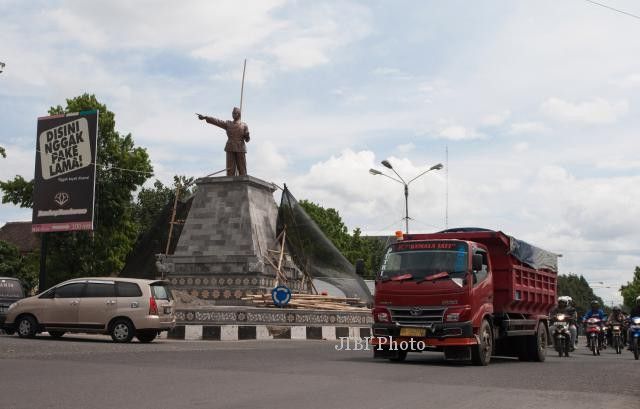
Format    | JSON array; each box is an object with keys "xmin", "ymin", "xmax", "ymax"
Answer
[
  {"xmin": 136, "ymin": 330, "xmax": 157, "ymax": 343},
  {"xmin": 17, "ymin": 315, "xmax": 37, "ymax": 338},
  {"xmin": 110, "ymin": 319, "xmax": 134, "ymax": 343}
]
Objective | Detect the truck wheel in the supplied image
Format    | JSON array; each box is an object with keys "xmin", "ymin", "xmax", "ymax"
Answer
[
  {"xmin": 471, "ymin": 319, "xmax": 492, "ymax": 366},
  {"xmin": 526, "ymin": 322, "xmax": 547, "ymax": 362},
  {"xmin": 388, "ymin": 350, "xmax": 407, "ymax": 362}
]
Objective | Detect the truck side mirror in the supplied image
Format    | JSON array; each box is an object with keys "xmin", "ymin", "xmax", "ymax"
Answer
[
  {"xmin": 355, "ymin": 259, "xmax": 365, "ymax": 276},
  {"xmin": 472, "ymin": 254, "xmax": 483, "ymax": 271}
]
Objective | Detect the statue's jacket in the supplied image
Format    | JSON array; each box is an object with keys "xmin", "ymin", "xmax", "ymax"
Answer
[{"xmin": 205, "ymin": 117, "xmax": 250, "ymax": 153}]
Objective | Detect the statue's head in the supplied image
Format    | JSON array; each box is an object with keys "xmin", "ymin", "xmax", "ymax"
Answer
[{"xmin": 232, "ymin": 107, "xmax": 241, "ymax": 120}]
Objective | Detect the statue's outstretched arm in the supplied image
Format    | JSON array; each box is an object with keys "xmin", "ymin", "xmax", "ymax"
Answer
[{"xmin": 196, "ymin": 114, "xmax": 227, "ymax": 130}]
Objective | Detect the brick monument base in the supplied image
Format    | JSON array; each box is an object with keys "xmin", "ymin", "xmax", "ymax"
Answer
[{"xmin": 163, "ymin": 175, "xmax": 306, "ymax": 305}]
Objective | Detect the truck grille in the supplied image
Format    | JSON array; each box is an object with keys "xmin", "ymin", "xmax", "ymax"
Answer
[{"xmin": 389, "ymin": 306, "xmax": 445, "ymax": 326}]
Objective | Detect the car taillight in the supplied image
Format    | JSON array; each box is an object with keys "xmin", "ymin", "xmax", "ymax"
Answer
[
  {"xmin": 373, "ymin": 307, "xmax": 391, "ymax": 323},
  {"xmin": 149, "ymin": 297, "xmax": 158, "ymax": 315}
]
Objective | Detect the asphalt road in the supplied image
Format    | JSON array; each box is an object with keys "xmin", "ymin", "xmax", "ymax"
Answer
[{"xmin": 0, "ymin": 334, "xmax": 636, "ymax": 409}]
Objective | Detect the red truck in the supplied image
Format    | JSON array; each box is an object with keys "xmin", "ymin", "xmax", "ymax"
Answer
[{"xmin": 371, "ymin": 228, "xmax": 558, "ymax": 366}]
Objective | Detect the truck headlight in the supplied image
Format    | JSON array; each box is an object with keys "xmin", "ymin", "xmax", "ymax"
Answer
[{"xmin": 373, "ymin": 307, "xmax": 391, "ymax": 323}]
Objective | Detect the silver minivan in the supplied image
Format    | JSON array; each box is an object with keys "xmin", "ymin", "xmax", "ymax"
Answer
[
  {"xmin": 3, "ymin": 277, "xmax": 175, "ymax": 343},
  {"xmin": 0, "ymin": 277, "xmax": 25, "ymax": 330}
]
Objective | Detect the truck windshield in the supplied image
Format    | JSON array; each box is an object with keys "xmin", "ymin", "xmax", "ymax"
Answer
[{"xmin": 380, "ymin": 244, "xmax": 468, "ymax": 280}]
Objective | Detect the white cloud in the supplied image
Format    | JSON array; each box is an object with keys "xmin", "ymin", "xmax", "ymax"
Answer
[
  {"xmin": 395, "ymin": 143, "xmax": 416, "ymax": 155},
  {"xmin": 481, "ymin": 110, "xmax": 510, "ymax": 126},
  {"xmin": 540, "ymin": 97, "xmax": 629, "ymax": 124},
  {"xmin": 0, "ymin": 144, "xmax": 34, "ymax": 181},
  {"xmin": 372, "ymin": 67, "xmax": 413, "ymax": 81},
  {"xmin": 509, "ymin": 122, "xmax": 548, "ymax": 135},
  {"xmin": 611, "ymin": 72, "xmax": 640, "ymax": 88},
  {"xmin": 437, "ymin": 125, "xmax": 483, "ymax": 141},
  {"xmin": 289, "ymin": 150, "xmax": 446, "ymax": 234},
  {"xmin": 513, "ymin": 142, "xmax": 529, "ymax": 153},
  {"xmin": 595, "ymin": 159, "xmax": 640, "ymax": 171}
]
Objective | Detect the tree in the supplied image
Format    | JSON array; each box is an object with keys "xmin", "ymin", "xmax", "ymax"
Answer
[
  {"xmin": 133, "ymin": 175, "xmax": 196, "ymax": 237},
  {"xmin": 0, "ymin": 94, "xmax": 152, "ymax": 286},
  {"xmin": 0, "ymin": 240, "xmax": 39, "ymax": 293},
  {"xmin": 557, "ymin": 273, "xmax": 605, "ymax": 318},
  {"xmin": 620, "ymin": 266, "xmax": 640, "ymax": 309},
  {"xmin": 299, "ymin": 200, "xmax": 385, "ymax": 279}
]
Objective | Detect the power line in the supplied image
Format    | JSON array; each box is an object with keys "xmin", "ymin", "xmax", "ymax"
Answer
[{"xmin": 584, "ymin": 0, "xmax": 640, "ymax": 20}]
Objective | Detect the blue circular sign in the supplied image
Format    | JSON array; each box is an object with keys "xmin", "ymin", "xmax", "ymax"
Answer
[{"xmin": 271, "ymin": 285, "xmax": 292, "ymax": 307}]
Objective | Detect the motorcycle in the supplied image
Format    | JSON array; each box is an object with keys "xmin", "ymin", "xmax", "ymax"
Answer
[
  {"xmin": 600, "ymin": 324, "xmax": 608, "ymax": 349},
  {"xmin": 609, "ymin": 322, "xmax": 623, "ymax": 354},
  {"xmin": 552, "ymin": 313, "xmax": 572, "ymax": 357},
  {"xmin": 585, "ymin": 317, "xmax": 604, "ymax": 356},
  {"xmin": 630, "ymin": 317, "xmax": 640, "ymax": 360}
]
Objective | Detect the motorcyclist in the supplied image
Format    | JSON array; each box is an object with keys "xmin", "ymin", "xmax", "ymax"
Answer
[
  {"xmin": 583, "ymin": 300, "xmax": 605, "ymax": 347},
  {"xmin": 606, "ymin": 305, "xmax": 626, "ymax": 346},
  {"xmin": 630, "ymin": 296, "xmax": 640, "ymax": 317},
  {"xmin": 549, "ymin": 295, "xmax": 577, "ymax": 350},
  {"xmin": 628, "ymin": 296, "xmax": 640, "ymax": 350}
]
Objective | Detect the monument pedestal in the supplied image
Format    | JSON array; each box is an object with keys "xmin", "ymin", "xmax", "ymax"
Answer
[{"xmin": 164, "ymin": 175, "xmax": 305, "ymax": 305}]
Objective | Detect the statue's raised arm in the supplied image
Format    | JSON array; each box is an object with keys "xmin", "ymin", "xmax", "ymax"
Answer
[{"xmin": 197, "ymin": 107, "xmax": 250, "ymax": 176}]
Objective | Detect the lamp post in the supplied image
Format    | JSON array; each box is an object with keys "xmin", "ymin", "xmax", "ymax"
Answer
[{"xmin": 369, "ymin": 160, "xmax": 443, "ymax": 234}]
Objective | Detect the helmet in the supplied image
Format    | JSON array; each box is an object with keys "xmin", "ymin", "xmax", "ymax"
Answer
[
  {"xmin": 613, "ymin": 305, "xmax": 621, "ymax": 312},
  {"xmin": 558, "ymin": 296, "xmax": 571, "ymax": 307},
  {"xmin": 590, "ymin": 300, "xmax": 600, "ymax": 308}
]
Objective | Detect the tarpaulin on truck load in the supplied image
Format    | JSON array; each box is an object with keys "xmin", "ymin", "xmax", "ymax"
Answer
[
  {"xmin": 508, "ymin": 236, "xmax": 558, "ymax": 273},
  {"xmin": 438, "ymin": 228, "xmax": 558, "ymax": 273},
  {"xmin": 277, "ymin": 185, "xmax": 373, "ymax": 304}
]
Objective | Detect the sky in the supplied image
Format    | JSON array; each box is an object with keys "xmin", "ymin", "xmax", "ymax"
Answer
[{"xmin": 1, "ymin": 0, "xmax": 639, "ymax": 305}]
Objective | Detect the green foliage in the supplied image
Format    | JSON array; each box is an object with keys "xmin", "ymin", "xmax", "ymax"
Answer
[
  {"xmin": 134, "ymin": 180, "xmax": 174, "ymax": 236},
  {"xmin": 299, "ymin": 200, "xmax": 385, "ymax": 279},
  {"xmin": 620, "ymin": 266, "xmax": 640, "ymax": 309},
  {"xmin": 0, "ymin": 240, "xmax": 39, "ymax": 293},
  {"xmin": 0, "ymin": 94, "xmax": 152, "ymax": 287},
  {"xmin": 0, "ymin": 175, "xmax": 33, "ymax": 207},
  {"xmin": 133, "ymin": 175, "xmax": 196, "ymax": 237},
  {"xmin": 0, "ymin": 146, "xmax": 5, "ymax": 158},
  {"xmin": 557, "ymin": 273, "xmax": 605, "ymax": 318}
]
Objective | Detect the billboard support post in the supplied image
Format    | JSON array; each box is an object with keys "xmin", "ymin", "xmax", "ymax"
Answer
[{"xmin": 38, "ymin": 233, "xmax": 47, "ymax": 293}]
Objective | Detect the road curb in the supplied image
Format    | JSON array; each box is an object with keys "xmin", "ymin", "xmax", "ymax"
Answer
[{"xmin": 160, "ymin": 325, "xmax": 372, "ymax": 341}]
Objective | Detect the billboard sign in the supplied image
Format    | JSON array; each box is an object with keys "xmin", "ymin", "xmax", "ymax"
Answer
[{"xmin": 31, "ymin": 110, "xmax": 99, "ymax": 233}]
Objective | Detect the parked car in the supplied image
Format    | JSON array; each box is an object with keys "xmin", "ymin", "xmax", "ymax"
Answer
[
  {"xmin": 0, "ymin": 277, "xmax": 25, "ymax": 332},
  {"xmin": 2, "ymin": 277, "xmax": 175, "ymax": 343}
]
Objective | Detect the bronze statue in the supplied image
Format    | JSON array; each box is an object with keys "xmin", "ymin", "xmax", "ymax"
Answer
[{"xmin": 197, "ymin": 107, "xmax": 250, "ymax": 176}]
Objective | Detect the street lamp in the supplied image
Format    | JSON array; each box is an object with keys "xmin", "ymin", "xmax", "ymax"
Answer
[{"xmin": 369, "ymin": 160, "xmax": 443, "ymax": 234}]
